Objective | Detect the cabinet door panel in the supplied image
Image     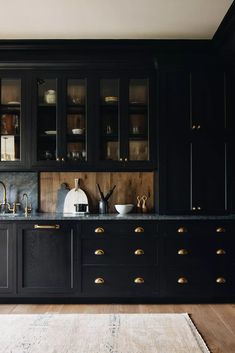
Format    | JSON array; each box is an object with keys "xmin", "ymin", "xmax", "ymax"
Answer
[
  {"xmin": 0, "ymin": 224, "xmax": 14, "ymax": 294},
  {"xmin": 227, "ymin": 141, "xmax": 235, "ymax": 213},
  {"xmin": 18, "ymin": 224, "xmax": 75, "ymax": 294},
  {"xmin": 191, "ymin": 141, "xmax": 227, "ymax": 213}
]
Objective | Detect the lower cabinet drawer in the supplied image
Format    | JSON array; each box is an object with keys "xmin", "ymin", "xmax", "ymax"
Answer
[
  {"xmin": 82, "ymin": 266, "xmax": 158, "ymax": 296},
  {"xmin": 82, "ymin": 238, "xmax": 156, "ymax": 265}
]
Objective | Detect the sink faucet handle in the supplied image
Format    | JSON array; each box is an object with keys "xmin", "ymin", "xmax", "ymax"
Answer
[{"xmin": 8, "ymin": 202, "xmax": 21, "ymax": 214}]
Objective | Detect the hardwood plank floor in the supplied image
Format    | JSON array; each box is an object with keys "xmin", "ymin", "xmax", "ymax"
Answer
[{"xmin": 0, "ymin": 304, "xmax": 234, "ymax": 353}]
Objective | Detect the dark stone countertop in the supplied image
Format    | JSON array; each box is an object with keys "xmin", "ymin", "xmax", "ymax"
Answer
[{"xmin": 0, "ymin": 213, "xmax": 235, "ymax": 221}]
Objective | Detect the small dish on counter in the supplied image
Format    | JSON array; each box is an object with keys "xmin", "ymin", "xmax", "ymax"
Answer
[
  {"xmin": 72, "ymin": 128, "xmax": 84, "ymax": 135},
  {"xmin": 104, "ymin": 96, "xmax": 118, "ymax": 103},
  {"xmin": 115, "ymin": 204, "xmax": 134, "ymax": 214}
]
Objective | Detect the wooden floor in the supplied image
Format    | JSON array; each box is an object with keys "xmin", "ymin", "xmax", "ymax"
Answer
[{"xmin": 0, "ymin": 304, "xmax": 234, "ymax": 353}]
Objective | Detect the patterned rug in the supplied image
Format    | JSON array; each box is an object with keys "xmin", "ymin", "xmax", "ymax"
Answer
[{"xmin": 0, "ymin": 313, "xmax": 210, "ymax": 353}]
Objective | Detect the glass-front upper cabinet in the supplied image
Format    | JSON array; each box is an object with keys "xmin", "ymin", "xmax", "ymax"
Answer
[
  {"xmin": 35, "ymin": 78, "xmax": 58, "ymax": 164},
  {"xmin": 98, "ymin": 74, "xmax": 153, "ymax": 168},
  {"xmin": 128, "ymin": 79, "xmax": 149, "ymax": 161},
  {"xmin": 65, "ymin": 79, "xmax": 87, "ymax": 163},
  {"xmin": 0, "ymin": 75, "xmax": 26, "ymax": 168}
]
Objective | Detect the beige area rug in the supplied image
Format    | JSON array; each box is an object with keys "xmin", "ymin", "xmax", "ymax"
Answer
[{"xmin": 0, "ymin": 313, "xmax": 210, "ymax": 353}]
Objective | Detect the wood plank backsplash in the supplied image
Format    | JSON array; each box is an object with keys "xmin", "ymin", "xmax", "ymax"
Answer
[{"xmin": 40, "ymin": 172, "xmax": 154, "ymax": 213}]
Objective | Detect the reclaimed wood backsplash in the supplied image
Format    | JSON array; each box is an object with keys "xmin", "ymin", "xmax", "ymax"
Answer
[{"xmin": 40, "ymin": 172, "xmax": 154, "ymax": 213}]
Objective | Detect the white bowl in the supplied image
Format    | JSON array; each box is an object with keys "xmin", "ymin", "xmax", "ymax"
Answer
[
  {"xmin": 72, "ymin": 128, "xmax": 84, "ymax": 135},
  {"xmin": 115, "ymin": 204, "xmax": 134, "ymax": 214}
]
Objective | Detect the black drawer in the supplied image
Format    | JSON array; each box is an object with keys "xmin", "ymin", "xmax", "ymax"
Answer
[
  {"xmin": 82, "ymin": 221, "xmax": 157, "ymax": 236},
  {"xmin": 160, "ymin": 221, "xmax": 235, "ymax": 236},
  {"xmin": 82, "ymin": 266, "xmax": 158, "ymax": 296},
  {"xmin": 82, "ymin": 238, "xmax": 156, "ymax": 265}
]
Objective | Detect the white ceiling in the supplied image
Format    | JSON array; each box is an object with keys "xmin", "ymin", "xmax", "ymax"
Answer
[{"xmin": 0, "ymin": 0, "xmax": 233, "ymax": 40}]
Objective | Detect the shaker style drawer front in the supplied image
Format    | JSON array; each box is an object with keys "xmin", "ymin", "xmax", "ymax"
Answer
[
  {"xmin": 160, "ymin": 222, "xmax": 235, "ymax": 236},
  {"xmin": 82, "ymin": 238, "xmax": 156, "ymax": 265},
  {"xmin": 82, "ymin": 221, "xmax": 157, "ymax": 236},
  {"xmin": 164, "ymin": 236, "xmax": 206, "ymax": 263},
  {"xmin": 82, "ymin": 266, "xmax": 157, "ymax": 296}
]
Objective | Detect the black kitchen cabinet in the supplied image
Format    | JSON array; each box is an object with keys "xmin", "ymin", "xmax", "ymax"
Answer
[
  {"xmin": 0, "ymin": 223, "xmax": 15, "ymax": 295},
  {"xmin": 159, "ymin": 67, "xmax": 227, "ymax": 214},
  {"xmin": 17, "ymin": 222, "xmax": 77, "ymax": 295},
  {"xmin": 0, "ymin": 72, "xmax": 28, "ymax": 170}
]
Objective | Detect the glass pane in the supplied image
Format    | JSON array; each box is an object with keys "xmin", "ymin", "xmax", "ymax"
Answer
[
  {"xmin": 36, "ymin": 79, "xmax": 57, "ymax": 161},
  {"xmin": 128, "ymin": 79, "xmax": 149, "ymax": 161},
  {"xmin": 66, "ymin": 79, "xmax": 87, "ymax": 161},
  {"xmin": 0, "ymin": 79, "xmax": 21, "ymax": 162},
  {"xmin": 100, "ymin": 79, "xmax": 119, "ymax": 160}
]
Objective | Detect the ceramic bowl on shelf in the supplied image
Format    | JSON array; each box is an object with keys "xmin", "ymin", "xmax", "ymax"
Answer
[
  {"xmin": 114, "ymin": 204, "xmax": 134, "ymax": 214},
  {"xmin": 72, "ymin": 128, "xmax": 84, "ymax": 135}
]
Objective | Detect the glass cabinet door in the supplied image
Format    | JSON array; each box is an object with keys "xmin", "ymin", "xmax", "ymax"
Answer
[
  {"xmin": 128, "ymin": 79, "xmax": 149, "ymax": 161},
  {"xmin": 0, "ymin": 79, "xmax": 21, "ymax": 163},
  {"xmin": 99, "ymin": 79, "xmax": 120, "ymax": 161},
  {"xmin": 36, "ymin": 78, "xmax": 58, "ymax": 162},
  {"xmin": 66, "ymin": 79, "xmax": 87, "ymax": 162}
]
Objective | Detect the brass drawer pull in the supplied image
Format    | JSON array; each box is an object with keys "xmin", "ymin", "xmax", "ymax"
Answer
[
  {"xmin": 34, "ymin": 224, "xmax": 60, "ymax": 229},
  {"xmin": 216, "ymin": 249, "xmax": 226, "ymax": 255},
  {"xmin": 135, "ymin": 226, "xmax": 144, "ymax": 233},
  {"xmin": 177, "ymin": 227, "xmax": 188, "ymax": 233},
  {"xmin": 134, "ymin": 277, "xmax": 145, "ymax": 284},
  {"xmin": 177, "ymin": 277, "xmax": 188, "ymax": 284},
  {"xmin": 94, "ymin": 249, "xmax": 105, "ymax": 256},
  {"xmin": 95, "ymin": 227, "xmax": 105, "ymax": 233},
  {"xmin": 177, "ymin": 249, "xmax": 188, "ymax": 255},
  {"xmin": 134, "ymin": 249, "xmax": 145, "ymax": 255},
  {"xmin": 94, "ymin": 278, "xmax": 105, "ymax": 284},
  {"xmin": 216, "ymin": 227, "xmax": 226, "ymax": 233},
  {"xmin": 216, "ymin": 277, "xmax": 226, "ymax": 284}
]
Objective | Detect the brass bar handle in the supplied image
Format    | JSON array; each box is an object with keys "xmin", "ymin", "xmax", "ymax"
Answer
[
  {"xmin": 177, "ymin": 249, "xmax": 189, "ymax": 255},
  {"xmin": 94, "ymin": 277, "xmax": 105, "ymax": 284},
  {"xmin": 216, "ymin": 227, "xmax": 226, "ymax": 233},
  {"xmin": 216, "ymin": 277, "xmax": 226, "ymax": 284},
  {"xmin": 95, "ymin": 227, "xmax": 105, "ymax": 233},
  {"xmin": 134, "ymin": 249, "xmax": 145, "ymax": 256},
  {"xmin": 177, "ymin": 227, "xmax": 188, "ymax": 233},
  {"xmin": 135, "ymin": 226, "xmax": 145, "ymax": 233},
  {"xmin": 34, "ymin": 224, "xmax": 60, "ymax": 229},
  {"xmin": 216, "ymin": 249, "xmax": 226, "ymax": 255},
  {"xmin": 94, "ymin": 249, "xmax": 105, "ymax": 256},
  {"xmin": 134, "ymin": 277, "xmax": 145, "ymax": 284},
  {"xmin": 177, "ymin": 277, "xmax": 188, "ymax": 284}
]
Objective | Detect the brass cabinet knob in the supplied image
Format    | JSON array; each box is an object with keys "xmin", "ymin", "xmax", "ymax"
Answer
[
  {"xmin": 124, "ymin": 157, "xmax": 128, "ymax": 162},
  {"xmin": 134, "ymin": 249, "xmax": 145, "ymax": 256},
  {"xmin": 94, "ymin": 249, "xmax": 105, "ymax": 256},
  {"xmin": 197, "ymin": 124, "xmax": 201, "ymax": 130},
  {"xmin": 94, "ymin": 278, "xmax": 105, "ymax": 284},
  {"xmin": 177, "ymin": 227, "xmax": 188, "ymax": 233},
  {"xmin": 177, "ymin": 277, "xmax": 188, "ymax": 284},
  {"xmin": 216, "ymin": 249, "xmax": 226, "ymax": 255},
  {"xmin": 135, "ymin": 226, "xmax": 145, "ymax": 233},
  {"xmin": 216, "ymin": 277, "xmax": 226, "ymax": 284},
  {"xmin": 95, "ymin": 227, "xmax": 105, "ymax": 233},
  {"xmin": 134, "ymin": 277, "xmax": 145, "ymax": 284},
  {"xmin": 216, "ymin": 227, "xmax": 226, "ymax": 233},
  {"xmin": 61, "ymin": 157, "xmax": 65, "ymax": 162},
  {"xmin": 56, "ymin": 157, "xmax": 60, "ymax": 162},
  {"xmin": 192, "ymin": 207, "xmax": 196, "ymax": 211},
  {"xmin": 177, "ymin": 249, "xmax": 189, "ymax": 255},
  {"xmin": 197, "ymin": 206, "xmax": 201, "ymax": 210},
  {"xmin": 120, "ymin": 158, "xmax": 123, "ymax": 161},
  {"xmin": 192, "ymin": 125, "xmax": 196, "ymax": 130}
]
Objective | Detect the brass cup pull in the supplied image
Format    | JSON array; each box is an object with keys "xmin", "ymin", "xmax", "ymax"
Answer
[
  {"xmin": 124, "ymin": 157, "xmax": 128, "ymax": 162},
  {"xmin": 134, "ymin": 277, "xmax": 144, "ymax": 284},
  {"xmin": 177, "ymin": 227, "xmax": 188, "ymax": 233},
  {"xmin": 61, "ymin": 157, "xmax": 65, "ymax": 162},
  {"xmin": 216, "ymin": 249, "xmax": 226, "ymax": 255},
  {"xmin": 216, "ymin": 277, "xmax": 226, "ymax": 284},
  {"xmin": 177, "ymin": 277, "xmax": 188, "ymax": 284},
  {"xmin": 94, "ymin": 278, "xmax": 105, "ymax": 284},
  {"xmin": 135, "ymin": 226, "xmax": 144, "ymax": 233},
  {"xmin": 119, "ymin": 158, "xmax": 123, "ymax": 161},
  {"xmin": 177, "ymin": 249, "xmax": 188, "ymax": 255},
  {"xmin": 95, "ymin": 227, "xmax": 105, "ymax": 233},
  {"xmin": 34, "ymin": 224, "xmax": 60, "ymax": 229},
  {"xmin": 134, "ymin": 249, "xmax": 145, "ymax": 256},
  {"xmin": 197, "ymin": 124, "xmax": 201, "ymax": 130},
  {"xmin": 94, "ymin": 249, "xmax": 105, "ymax": 256},
  {"xmin": 216, "ymin": 227, "xmax": 226, "ymax": 233}
]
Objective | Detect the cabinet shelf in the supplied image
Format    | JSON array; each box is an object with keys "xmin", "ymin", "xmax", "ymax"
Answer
[
  {"xmin": 67, "ymin": 133, "xmax": 85, "ymax": 142},
  {"xmin": 128, "ymin": 134, "xmax": 148, "ymax": 140},
  {"xmin": 67, "ymin": 105, "xmax": 86, "ymax": 114}
]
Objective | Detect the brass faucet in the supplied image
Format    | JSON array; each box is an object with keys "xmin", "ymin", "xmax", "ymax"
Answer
[
  {"xmin": 22, "ymin": 193, "xmax": 32, "ymax": 216},
  {"xmin": 0, "ymin": 181, "xmax": 10, "ymax": 213}
]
